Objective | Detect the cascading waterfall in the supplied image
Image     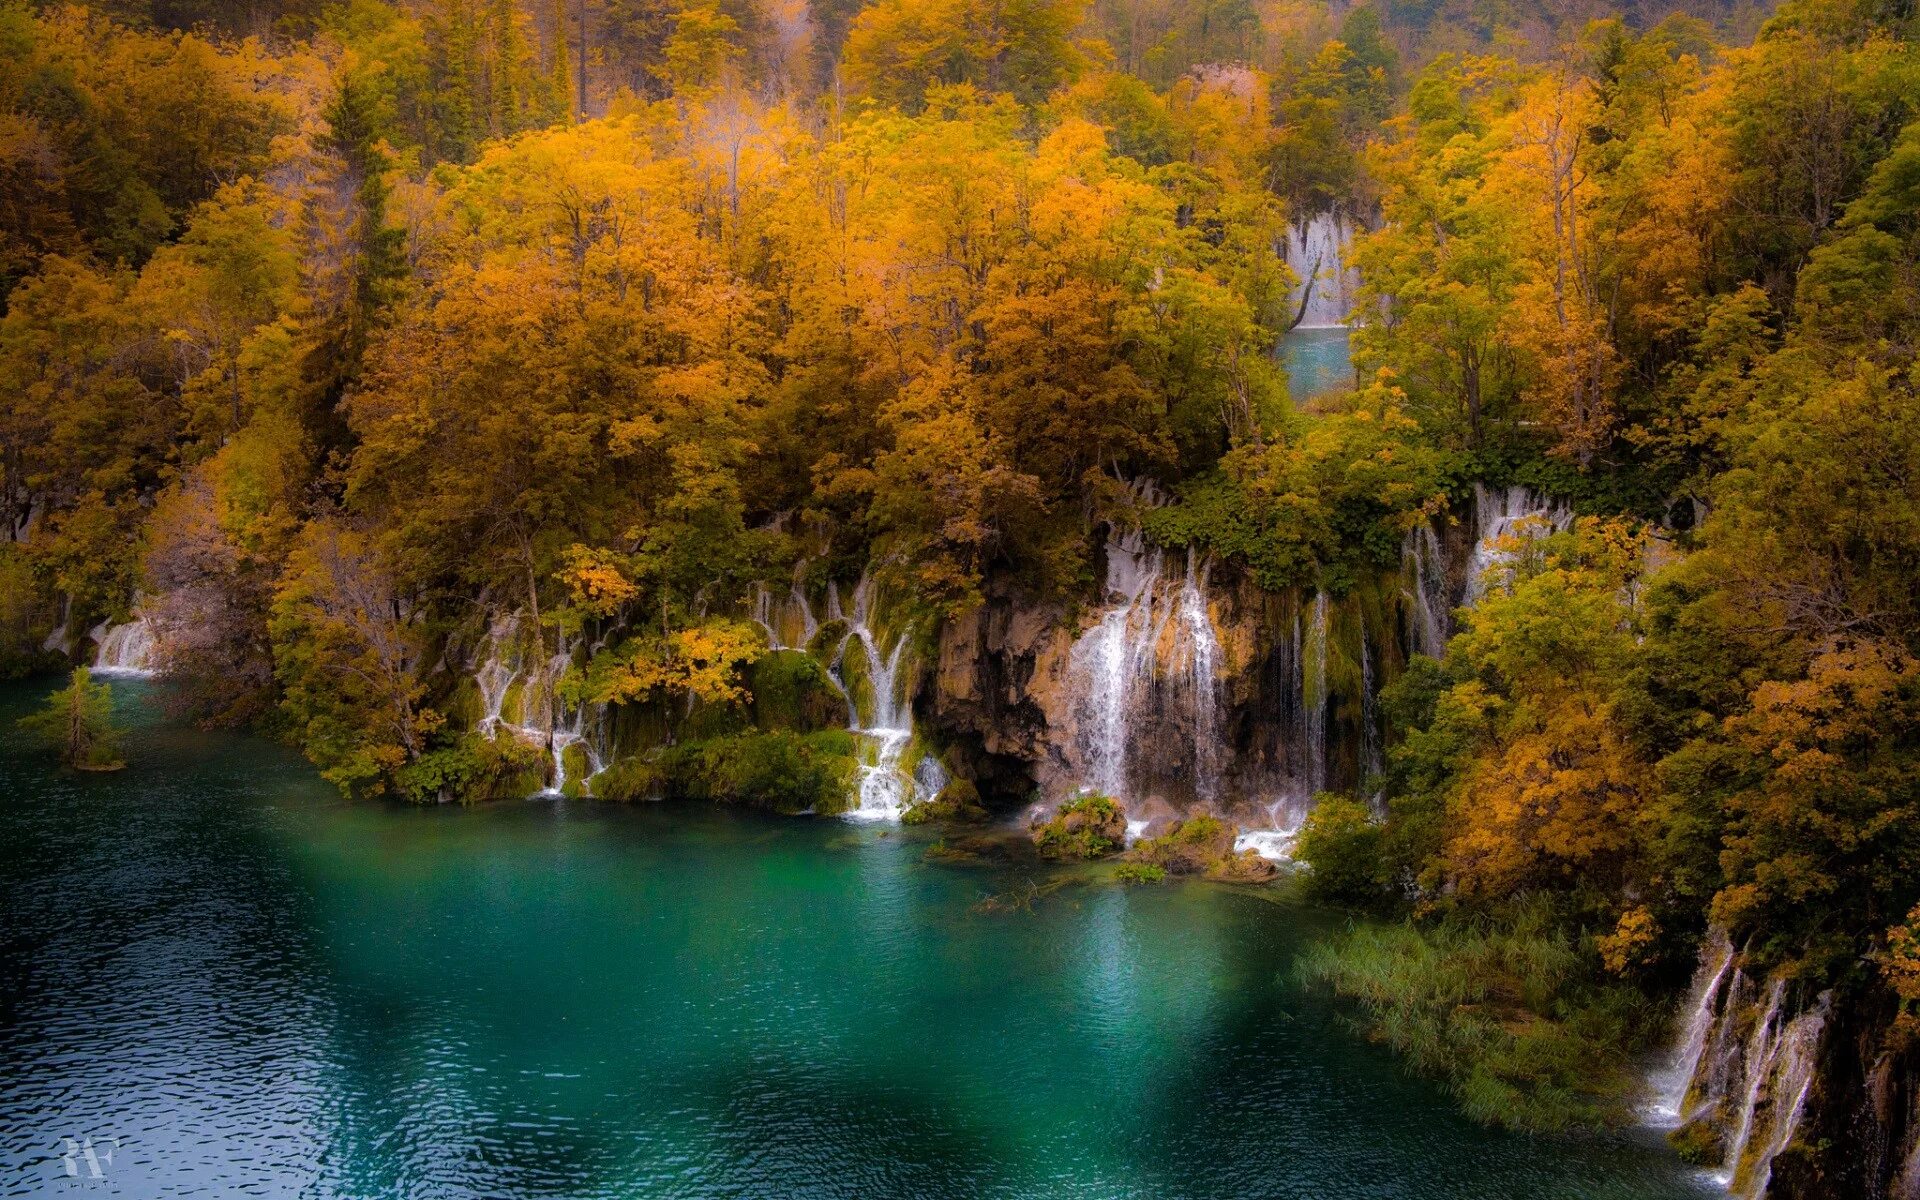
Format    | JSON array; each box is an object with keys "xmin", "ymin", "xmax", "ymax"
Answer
[
  {"xmin": 91, "ymin": 615, "xmax": 158, "ymax": 675},
  {"xmin": 1649, "ymin": 930, "xmax": 1736, "ymax": 1125},
  {"xmin": 1064, "ymin": 532, "xmax": 1225, "ymax": 806},
  {"xmin": 1284, "ymin": 212, "xmax": 1361, "ymax": 329},
  {"xmin": 752, "ymin": 573, "xmax": 941, "ymax": 821},
  {"xmin": 1300, "ymin": 592, "xmax": 1330, "ymax": 800},
  {"xmin": 1743, "ymin": 996, "xmax": 1831, "ymax": 1200},
  {"xmin": 1401, "ymin": 521, "xmax": 1450, "ymax": 659},
  {"xmin": 1466, "ymin": 484, "xmax": 1573, "ymax": 601},
  {"xmin": 471, "ymin": 613, "xmax": 606, "ymax": 795},
  {"xmin": 1719, "ymin": 978, "xmax": 1789, "ymax": 1190},
  {"xmin": 1359, "ymin": 627, "xmax": 1382, "ymax": 797}
]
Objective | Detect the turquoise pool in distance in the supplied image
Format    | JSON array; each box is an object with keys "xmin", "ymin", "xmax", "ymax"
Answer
[
  {"xmin": 1283, "ymin": 326, "xmax": 1354, "ymax": 403},
  {"xmin": 0, "ymin": 679, "xmax": 1708, "ymax": 1198}
]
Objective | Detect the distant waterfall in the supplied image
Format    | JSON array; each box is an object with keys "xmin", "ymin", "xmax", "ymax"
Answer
[
  {"xmin": 1284, "ymin": 212, "xmax": 1361, "ymax": 329},
  {"xmin": 1064, "ymin": 531, "xmax": 1224, "ymax": 806},
  {"xmin": 752, "ymin": 572, "xmax": 942, "ymax": 822},
  {"xmin": 472, "ymin": 613, "xmax": 607, "ymax": 796},
  {"xmin": 1300, "ymin": 591, "xmax": 1330, "ymax": 800},
  {"xmin": 91, "ymin": 615, "xmax": 159, "ymax": 676},
  {"xmin": 1466, "ymin": 484, "xmax": 1573, "ymax": 601},
  {"xmin": 1401, "ymin": 521, "xmax": 1450, "ymax": 659}
]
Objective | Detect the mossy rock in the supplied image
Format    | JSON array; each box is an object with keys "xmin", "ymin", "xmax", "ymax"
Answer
[
  {"xmin": 1668, "ymin": 1115, "xmax": 1726, "ymax": 1165},
  {"xmin": 662, "ymin": 729, "xmax": 857, "ymax": 815},
  {"xmin": 559, "ymin": 742, "xmax": 591, "ymax": 799},
  {"xmin": 1032, "ymin": 794, "xmax": 1126, "ymax": 860},
  {"xmin": 1116, "ymin": 862, "xmax": 1166, "ymax": 885},
  {"xmin": 1131, "ymin": 816, "xmax": 1274, "ymax": 882},
  {"xmin": 903, "ymin": 776, "xmax": 989, "ymax": 826},
  {"xmin": 593, "ymin": 755, "xmax": 665, "ymax": 802},
  {"xmin": 751, "ymin": 650, "xmax": 848, "ymax": 733}
]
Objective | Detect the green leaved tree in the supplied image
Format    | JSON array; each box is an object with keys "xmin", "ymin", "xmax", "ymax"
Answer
[{"xmin": 19, "ymin": 667, "xmax": 125, "ymax": 771}]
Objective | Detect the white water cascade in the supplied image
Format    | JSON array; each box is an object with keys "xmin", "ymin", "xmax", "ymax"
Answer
[
  {"xmin": 472, "ymin": 613, "xmax": 607, "ymax": 796},
  {"xmin": 1300, "ymin": 592, "xmax": 1330, "ymax": 800},
  {"xmin": 1465, "ymin": 484, "xmax": 1574, "ymax": 602},
  {"xmin": 1649, "ymin": 930, "xmax": 1736, "ymax": 1126},
  {"xmin": 1064, "ymin": 531, "xmax": 1225, "ymax": 806},
  {"xmin": 91, "ymin": 615, "xmax": 159, "ymax": 675},
  {"xmin": 1284, "ymin": 212, "xmax": 1361, "ymax": 329},
  {"xmin": 752, "ymin": 573, "xmax": 943, "ymax": 822},
  {"xmin": 1401, "ymin": 521, "xmax": 1450, "ymax": 659}
]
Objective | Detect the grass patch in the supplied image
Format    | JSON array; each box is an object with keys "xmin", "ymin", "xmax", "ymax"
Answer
[{"xmin": 1297, "ymin": 899, "xmax": 1659, "ymax": 1133}]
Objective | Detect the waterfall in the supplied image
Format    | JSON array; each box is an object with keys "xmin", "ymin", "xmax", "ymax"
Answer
[
  {"xmin": 755, "ymin": 572, "xmax": 937, "ymax": 821},
  {"xmin": 471, "ymin": 613, "xmax": 606, "ymax": 796},
  {"xmin": 1719, "ymin": 979, "xmax": 1788, "ymax": 1191},
  {"xmin": 1401, "ymin": 521, "xmax": 1450, "ymax": 659},
  {"xmin": 839, "ymin": 574, "xmax": 917, "ymax": 822},
  {"xmin": 1360, "ymin": 626, "xmax": 1382, "ymax": 798},
  {"xmin": 1744, "ymin": 995, "xmax": 1831, "ymax": 1200},
  {"xmin": 1063, "ymin": 533, "xmax": 1225, "ymax": 806},
  {"xmin": 1284, "ymin": 212, "xmax": 1360, "ymax": 329},
  {"xmin": 91, "ymin": 615, "xmax": 158, "ymax": 675},
  {"xmin": 1649, "ymin": 930, "xmax": 1736, "ymax": 1125},
  {"xmin": 1466, "ymin": 484, "xmax": 1573, "ymax": 601},
  {"xmin": 1300, "ymin": 591, "xmax": 1330, "ymax": 800}
]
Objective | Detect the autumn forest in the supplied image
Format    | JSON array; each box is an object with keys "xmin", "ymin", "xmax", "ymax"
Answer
[{"xmin": 3, "ymin": 0, "xmax": 1919, "ymax": 1194}]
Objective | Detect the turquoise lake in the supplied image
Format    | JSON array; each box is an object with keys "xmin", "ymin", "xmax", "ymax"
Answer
[
  {"xmin": 1283, "ymin": 328, "xmax": 1354, "ymax": 403},
  {"xmin": 0, "ymin": 679, "xmax": 1711, "ymax": 1198}
]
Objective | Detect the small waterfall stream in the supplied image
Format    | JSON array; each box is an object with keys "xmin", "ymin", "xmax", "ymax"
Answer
[
  {"xmin": 1650, "ymin": 930, "xmax": 1736, "ymax": 1125},
  {"xmin": 752, "ymin": 572, "xmax": 942, "ymax": 822},
  {"xmin": 471, "ymin": 613, "xmax": 607, "ymax": 795},
  {"xmin": 1466, "ymin": 485, "xmax": 1574, "ymax": 601},
  {"xmin": 1401, "ymin": 521, "xmax": 1450, "ymax": 659},
  {"xmin": 91, "ymin": 615, "xmax": 159, "ymax": 675}
]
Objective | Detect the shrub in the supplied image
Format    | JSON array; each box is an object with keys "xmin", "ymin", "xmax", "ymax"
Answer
[
  {"xmin": 1116, "ymin": 862, "xmax": 1166, "ymax": 884},
  {"xmin": 1032, "ymin": 793, "xmax": 1126, "ymax": 859},
  {"xmin": 396, "ymin": 730, "xmax": 546, "ymax": 803},
  {"xmin": 664, "ymin": 729, "xmax": 858, "ymax": 814},
  {"xmin": 1295, "ymin": 795, "xmax": 1386, "ymax": 904}
]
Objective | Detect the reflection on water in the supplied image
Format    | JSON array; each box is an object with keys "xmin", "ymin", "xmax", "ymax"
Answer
[
  {"xmin": 1283, "ymin": 327, "xmax": 1354, "ymax": 403},
  {"xmin": 0, "ymin": 680, "xmax": 1708, "ymax": 1199}
]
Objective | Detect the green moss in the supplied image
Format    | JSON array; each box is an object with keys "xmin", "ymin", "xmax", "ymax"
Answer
[
  {"xmin": 1668, "ymin": 1115, "xmax": 1726, "ymax": 1165},
  {"xmin": 559, "ymin": 742, "xmax": 591, "ymax": 799},
  {"xmin": 903, "ymin": 775, "xmax": 988, "ymax": 825},
  {"xmin": 750, "ymin": 649, "xmax": 847, "ymax": 733},
  {"xmin": 1294, "ymin": 795, "xmax": 1386, "ymax": 904},
  {"xmin": 1033, "ymin": 793, "xmax": 1125, "ymax": 860},
  {"xmin": 662, "ymin": 729, "xmax": 858, "ymax": 815},
  {"xmin": 592, "ymin": 755, "xmax": 664, "ymax": 802},
  {"xmin": 1116, "ymin": 862, "xmax": 1166, "ymax": 884}
]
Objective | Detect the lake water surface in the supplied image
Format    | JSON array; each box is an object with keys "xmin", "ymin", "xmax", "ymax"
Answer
[{"xmin": 0, "ymin": 680, "xmax": 1709, "ymax": 1198}]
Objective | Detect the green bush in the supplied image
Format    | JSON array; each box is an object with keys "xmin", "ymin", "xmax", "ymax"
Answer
[
  {"xmin": 1295, "ymin": 795, "xmax": 1387, "ymax": 904},
  {"xmin": 592, "ymin": 755, "xmax": 665, "ymax": 802},
  {"xmin": 750, "ymin": 650, "xmax": 848, "ymax": 733},
  {"xmin": 664, "ymin": 729, "xmax": 858, "ymax": 814},
  {"xmin": 1032, "ymin": 793, "xmax": 1125, "ymax": 859},
  {"xmin": 1116, "ymin": 862, "xmax": 1166, "ymax": 884},
  {"xmin": 903, "ymin": 775, "xmax": 988, "ymax": 825},
  {"xmin": 397, "ymin": 730, "xmax": 546, "ymax": 804}
]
